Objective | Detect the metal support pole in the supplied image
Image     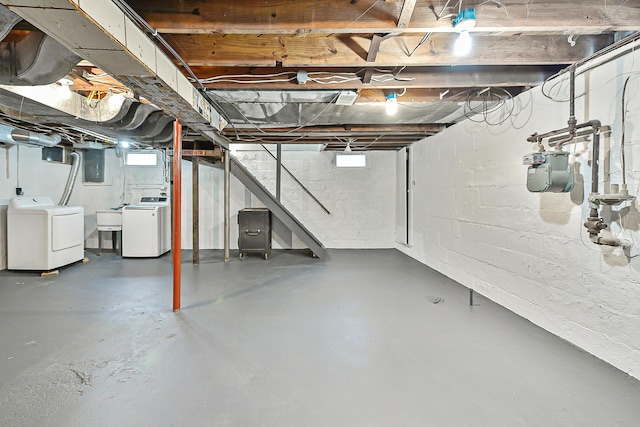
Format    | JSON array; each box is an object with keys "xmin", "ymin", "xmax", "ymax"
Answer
[
  {"xmin": 192, "ymin": 155, "xmax": 199, "ymax": 265},
  {"xmin": 276, "ymin": 143, "xmax": 282, "ymax": 202},
  {"xmin": 224, "ymin": 148, "xmax": 230, "ymax": 262},
  {"xmin": 172, "ymin": 121, "xmax": 182, "ymax": 312}
]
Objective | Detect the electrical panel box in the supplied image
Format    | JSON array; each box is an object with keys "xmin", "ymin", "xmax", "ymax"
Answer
[
  {"xmin": 238, "ymin": 208, "xmax": 272, "ymax": 260},
  {"xmin": 525, "ymin": 151, "xmax": 574, "ymax": 193}
]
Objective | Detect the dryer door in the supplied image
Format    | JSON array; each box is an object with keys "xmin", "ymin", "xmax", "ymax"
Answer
[{"xmin": 51, "ymin": 212, "xmax": 84, "ymax": 251}]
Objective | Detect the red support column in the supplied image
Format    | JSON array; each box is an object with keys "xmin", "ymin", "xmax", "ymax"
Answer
[{"xmin": 172, "ymin": 120, "xmax": 182, "ymax": 312}]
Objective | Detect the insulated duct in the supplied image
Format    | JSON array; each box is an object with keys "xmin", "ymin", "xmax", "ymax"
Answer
[
  {"xmin": 0, "ymin": 4, "xmax": 21, "ymax": 42},
  {"xmin": 0, "ymin": 5, "xmax": 80, "ymax": 85},
  {"xmin": 59, "ymin": 151, "xmax": 80, "ymax": 206},
  {"xmin": 0, "ymin": 123, "xmax": 61, "ymax": 147}
]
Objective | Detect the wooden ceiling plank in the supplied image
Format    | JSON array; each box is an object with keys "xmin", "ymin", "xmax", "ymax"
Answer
[
  {"xmin": 397, "ymin": 0, "xmax": 417, "ymax": 29},
  {"xmin": 127, "ymin": 0, "xmax": 640, "ymax": 35},
  {"xmin": 167, "ymin": 33, "xmax": 612, "ymax": 68}
]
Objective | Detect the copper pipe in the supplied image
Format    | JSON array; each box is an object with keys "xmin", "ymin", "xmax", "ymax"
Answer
[{"xmin": 173, "ymin": 121, "xmax": 182, "ymax": 312}]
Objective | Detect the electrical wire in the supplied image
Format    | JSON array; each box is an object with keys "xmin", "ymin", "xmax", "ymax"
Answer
[
  {"xmin": 409, "ymin": 32, "xmax": 433, "ymax": 57},
  {"xmin": 541, "ymin": 32, "xmax": 640, "ymax": 102},
  {"xmin": 509, "ymin": 89, "xmax": 534, "ymax": 130},
  {"xmin": 463, "ymin": 88, "xmax": 514, "ymax": 125},
  {"xmin": 346, "ymin": 0, "xmax": 382, "ymax": 28}
]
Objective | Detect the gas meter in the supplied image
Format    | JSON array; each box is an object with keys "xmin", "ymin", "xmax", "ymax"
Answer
[{"xmin": 523, "ymin": 151, "xmax": 573, "ymax": 193}]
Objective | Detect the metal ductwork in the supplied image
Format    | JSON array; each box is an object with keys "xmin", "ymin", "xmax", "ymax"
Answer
[
  {"xmin": 59, "ymin": 151, "xmax": 80, "ymax": 206},
  {"xmin": 0, "ymin": 123, "xmax": 61, "ymax": 147},
  {"xmin": 0, "ymin": 4, "xmax": 174, "ymax": 147},
  {"xmin": 103, "ymin": 101, "xmax": 175, "ymax": 145},
  {"xmin": 0, "ymin": 5, "xmax": 80, "ymax": 86},
  {"xmin": 0, "ymin": 4, "xmax": 21, "ymax": 42}
]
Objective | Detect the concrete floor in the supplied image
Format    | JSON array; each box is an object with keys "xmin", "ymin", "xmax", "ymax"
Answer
[{"xmin": 0, "ymin": 249, "xmax": 639, "ymax": 427}]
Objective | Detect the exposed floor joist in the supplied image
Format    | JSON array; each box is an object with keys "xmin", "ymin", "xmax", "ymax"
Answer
[
  {"xmin": 1, "ymin": 0, "xmax": 638, "ymax": 151},
  {"xmin": 125, "ymin": 0, "xmax": 640, "ymax": 35},
  {"xmin": 163, "ymin": 33, "xmax": 613, "ymax": 68}
]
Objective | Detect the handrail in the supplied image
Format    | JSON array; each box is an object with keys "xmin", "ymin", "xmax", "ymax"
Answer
[{"xmin": 258, "ymin": 144, "xmax": 331, "ymax": 215}]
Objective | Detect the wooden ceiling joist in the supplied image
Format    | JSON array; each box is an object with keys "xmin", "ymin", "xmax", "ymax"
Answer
[
  {"xmin": 226, "ymin": 124, "xmax": 446, "ymax": 134},
  {"xmin": 126, "ymin": 0, "xmax": 640, "ymax": 35},
  {"xmin": 195, "ymin": 65, "xmax": 559, "ymax": 90},
  {"xmin": 166, "ymin": 33, "xmax": 613, "ymax": 68},
  {"xmin": 397, "ymin": 0, "xmax": 417, "ymax": 29}
]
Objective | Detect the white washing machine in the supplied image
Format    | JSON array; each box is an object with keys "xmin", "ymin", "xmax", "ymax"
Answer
[
  {"xmin": 7, "ymin": 196, "xmax": 84, "ymax": 270},
  {"xmin": 122, "ymin": 196, "xmax": 171, "ymax": 257}
]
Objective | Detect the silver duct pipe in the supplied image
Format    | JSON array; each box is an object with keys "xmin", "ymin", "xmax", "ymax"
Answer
[
  {"xmin": 0, "ymin": 123, "xmax": 61, "ymax": 147},
  {"xmin": 59, "ymin": 151, "xmax": 80, "ymax": 206}
]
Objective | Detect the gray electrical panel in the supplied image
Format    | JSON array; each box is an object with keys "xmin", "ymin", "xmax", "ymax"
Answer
[
  {"xmin": 524, "ymin": 151, "xmax": 574, "ymax": 193},
  {"xmin": 238, "ymin": 208, "xmax": 272, "ymax": 260}
]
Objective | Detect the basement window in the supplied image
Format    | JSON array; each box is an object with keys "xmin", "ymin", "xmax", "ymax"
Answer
[
  {"xmin": 126, "ymin": 151, "xmax": 158, "ymax": 166},
  {"xmin": 336, "ymin": 153, "xmax": 366, "ymax": 168}
]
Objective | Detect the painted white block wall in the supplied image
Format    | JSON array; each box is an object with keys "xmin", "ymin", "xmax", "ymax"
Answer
[
  {"xmin": 212, "ymin": 149, "xmax": 397, "ymax": 249},
  {"xmin": 399, "ymin": 45, "xmax": 640, "ymax": 379},
  {"xmin": 0, "ymin": 146, "xmax": 125, "ymax": 258},
  {"xmin": 0, "ymin": 144, "xmax": 396, "ymax": 258},
  {"xmin": 179, "ymin": 161, "xmax": 247, "ymax": 250}
]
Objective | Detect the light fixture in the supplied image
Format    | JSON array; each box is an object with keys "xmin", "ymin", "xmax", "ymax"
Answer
[
  {"xmin": 386, "ymin": 92, "xmax": 398, "ymax": 115},
  {"xmin": 119, "ymin": 140, "xmax": 130, "ymax": 149},
  {"xmin": 452, "ymin": 8, "xmax": 475, "ymax": 57}
]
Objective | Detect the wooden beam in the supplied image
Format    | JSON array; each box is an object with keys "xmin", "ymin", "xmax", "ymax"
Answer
[
  {"xmin": 397, "ymin": 0, "xmax": 417, "ymax": 29},
  {"xmin": 367, "ymin": 32, "xmax": 399, "ymax": 62},
  {"xmin": 126, "ymin": 0, "xmax": 640, "ymax": 35},
  {"xmin": 195, "ymin": 65, "xmax": 559, "ymax": 90},
  {"xmin": 228, "ymin": 140, "xmax": 428, "ymax": 150},
  {"xmin": 367, "ymin": 34, "xmax": 384, "ymax": 62},
  {"xmin": 183, "ymin": 148, "xmax": 222, "ymax": 157},
  {"xmin": 224, "ymin": 124, "xmax": 446, "ymax": 134},
  {"xmin": 362, "ymin": 68, "xmax": 375, "ymax": 84},
  {"xmin": 166, "ymin": 33, "xmax": 612, "ymax": 68}
]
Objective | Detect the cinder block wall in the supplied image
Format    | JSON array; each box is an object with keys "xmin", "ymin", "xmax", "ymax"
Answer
[
  {"xmin": 399, "ymin": 46, "xmax": 640, "ymax": 379},
  {"xmin": 180, "ymin": 150, "xmax": 397, "ymax": 249},
  {"xmin": 0, "ymin": 147, "xmax": 132, "ymax": 252}
]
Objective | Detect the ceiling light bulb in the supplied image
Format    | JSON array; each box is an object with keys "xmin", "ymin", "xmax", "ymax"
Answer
[
  {"xmin": 454, "ymin": 30, "xmax": 472, "ymax": 56},
  {"xmin": 386, "ymin": 93, "xmax": 398, "ymax": 115},
  {"xmin": 119, "ymin": 140, "xmax": 130, "ymax": 149}
]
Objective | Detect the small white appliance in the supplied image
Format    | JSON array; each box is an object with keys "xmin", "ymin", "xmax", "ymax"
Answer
[
  {"xmin": 121, "ymin": 196, "xmax": 171, "ymax": 257},
  {"xmin": 7, "ymin": 196, "xmax": 84, "ymax": 270},
  {"xmin": 96, "ymin": 209, "xmax": 122, "ymax": 255}
]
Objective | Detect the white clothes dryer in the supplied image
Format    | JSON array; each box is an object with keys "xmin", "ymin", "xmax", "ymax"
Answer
[{"xmin": 7, "ymin": 196, "xmax": 84, "ymax": 270}]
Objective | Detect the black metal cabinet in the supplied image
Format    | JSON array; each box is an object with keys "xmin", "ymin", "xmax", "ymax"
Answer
[{"xmin": 238, "ymin": 208, "xmax": 272, "ymax": 260}]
